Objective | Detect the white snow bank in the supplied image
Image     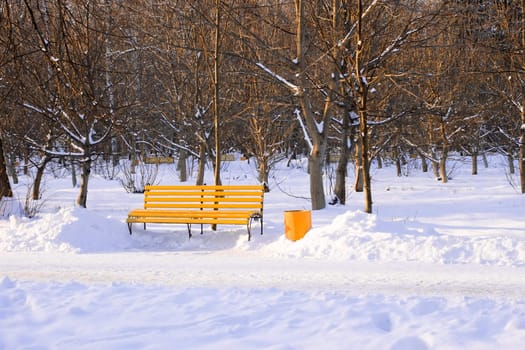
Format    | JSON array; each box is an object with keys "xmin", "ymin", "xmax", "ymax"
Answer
[
  {"xmin": 3, "ymin": 206, "xmax": 525, "ymax": 267},
  {"xmin": 262, "ymin": 211, "xmax": 525, "ymax": 266},
  {"xmin": 0, "ymin": 207, "xmax": 132, "ymax": 253}
]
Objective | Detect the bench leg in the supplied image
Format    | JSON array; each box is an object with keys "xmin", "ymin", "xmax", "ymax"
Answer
[
  {"xmin": 246, "ymin": 222, "xmax": 252, "ymax": 241},
  {"xmin": 186, "ymin": 224, "xmax": 192, "ymax": 239},
  {"xmin": 247, "ymin": 214, "xmax": 263, "ymax": 241},
  {"xmin": 128, "ymin": 223, "xmax": 133, "ymax": 235}
]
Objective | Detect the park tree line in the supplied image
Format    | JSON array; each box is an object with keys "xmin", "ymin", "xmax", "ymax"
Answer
[{"xmin": 0, "ymin": 0, "xmax": 524, "ymax": 213}]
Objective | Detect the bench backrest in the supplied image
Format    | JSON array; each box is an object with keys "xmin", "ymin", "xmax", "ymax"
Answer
[{"xmin": 143, "ymin": 185, "xmax": 264, "ymax": 212}]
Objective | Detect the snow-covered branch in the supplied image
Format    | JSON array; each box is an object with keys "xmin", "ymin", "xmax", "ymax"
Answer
[
  {"xmin": 256, "ymin": 62, "xmax": 299, "ymax": 95},
  {"xmin": 157, "ymin": 136, "xmax": 200, "ymax": 158},
  {"xmin": 401, "ymin": 136, "xmax": 439, "ymax": 164},
  {"xmin": 337, "ymin": 0, "xmax": 379, "ymax": 49},
  {"xmin": 294, "ymin": 108, "xmax": 313, "ymax": 152}
]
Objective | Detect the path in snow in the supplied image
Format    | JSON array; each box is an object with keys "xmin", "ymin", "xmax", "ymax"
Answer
[{"xmin": 2, "ymin": 252, "xmax": 525, "ymax": 300}]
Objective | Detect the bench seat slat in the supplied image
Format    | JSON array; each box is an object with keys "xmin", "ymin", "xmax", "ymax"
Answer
[
  {"xmin": 145, "ymin": 185, "xmax": 263, "ymax": 191},
  {"xmin": 144, "ymin": 203, "xmax": 263, "ymax": 209},
  {"xmin": 128, "ymin": 210, "xmax": 258, "ymax": 218},
  {"xmin": 128, "ymin": 217, "xmax": 248, "ymax": 225},
  {"xmin": 145, "ymin": 197, "xmax": 262, "ymax": 203},
  {"xmin": 145, "ymin": 191, "xmax": 263, "ymax": 197}
]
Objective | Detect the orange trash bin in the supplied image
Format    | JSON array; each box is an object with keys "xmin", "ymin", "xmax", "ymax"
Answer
[{"xmin": 284, "ymin": 210, "xmax": 311, "ymax": 241}]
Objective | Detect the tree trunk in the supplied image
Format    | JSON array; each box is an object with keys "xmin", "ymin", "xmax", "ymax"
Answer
[
  {"xmin": 196, "ymin": 143, "xmax": 206, "ymax": 186},
  {"xmin": 519, "ymin": 0, "xmax": 525, "ymax": 193},
  {"xmin": 432, "ymin": 160, "xmax": 439, "ymax": 178},
  {"xmin": 257, "ymin": 157, "xmax": 269, "ymax": 186},
  {"xmin": 508, "ymin": 153, "xmax": 515, "ymax": 175},
  {"xmin": 395, "ymin": 158, "xmax": 402, "ymax": 177},
  {"xmin": 334, "ymin": 143, "xmax": 349, "ymax": 205},
  {"xmin": 333, "ymin": 109, "xmax": 350, "ymax": 205},
  {"xmin": 482, "ymin": 152, "xmax": 488, "ymax": 168},
  {"xmin": 71, "ymin": 159, "xmax": 77, "ymax": 188},
  {"xmin": 333, "ymin": 159, "xmax": 347, "ymax": 205},
  {"xmin": 471, "ymin": 152, "xmax": 478, "ymax": 175},
  {"xmin": 213, "ymin": 0, "xmax": 221, "ymax": 188},
  {"xmin": 439, "ymin": 147, "xmax": 448, "ymax": 183},
  {"xmin": 77, "ymin": 158, "xmax": 91, "ymax": 208},
  {"xmin": 354, "ymin": 140, "xmax": 364, "ymax": 192},
  {"xmin": 294, "ymin": 0, "xmax": 328, "ymax": 210},
  {"xmin": 376, "ymin": 154, "xmax": 383, "ymax": 169},
  {"xmin": 32, "ymin": 157, "xmax": 51, "ymax": 200},
  {"xmin": 439, "ymin": 120, "xmax": 448, "ymax": 183},
  {"xmin": 394, "ymin": 147, "xmax": 402, "ymax": 177},
  {"xmin": 309, "ymin": 148, "xmax": 326, "ymax": 210},
  {"xmin": 419, "ymin": 151, "xmax": 428, "ymax": 173},
  {"xmin": 519, "ymin": 108, "xmax": 525, "ymax": 193},
  {"xmin": 356, "ymin": 0, "xmax": 372, "ymax": 213},
  {"xmin": 6, "ymin": 153, "xmax": 18, "ymax": 185},
  {"xmin": 177, "ymin": 150, "xmax": 188, "ymax": 182},
  {"xmin": 0, "ymin": 138, "xmax": 13, "ymax": 199}
]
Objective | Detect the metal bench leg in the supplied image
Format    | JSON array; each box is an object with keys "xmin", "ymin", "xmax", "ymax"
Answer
[
  {"xmin": 186, "ymin": 224, "xmax": 192, "ymax": 239},
  {"xmin": 247, "ymin": 214, "xmax": 263, "ymax": 241},
  {"xmin": 128, "ymin": 223, "xmax": 133, "ymax": 235},
  {"xmin": 247, "ymin": 222, "xmax": 252, "ymax": 241}
]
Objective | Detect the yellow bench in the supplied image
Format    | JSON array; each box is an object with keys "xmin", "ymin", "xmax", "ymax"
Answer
[{"xmin": 126, "ymin": 185, "xmax": 264, "ymax": 240}]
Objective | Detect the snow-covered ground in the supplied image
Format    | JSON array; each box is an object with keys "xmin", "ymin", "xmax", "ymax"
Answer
[{"xmin": 2, "ymin": 155, "xmax": 525, "ymax": 349}]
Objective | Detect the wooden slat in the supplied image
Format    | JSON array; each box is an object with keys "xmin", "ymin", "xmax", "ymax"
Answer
[
  {"xmin": 128, "ymin": 210, "xmax": 257, "ymax": 218},
  {"xmin": 145, "ymin": 185, "xmax": 264, "ymax": 191},
  {"xmin": 128, "ymin": 217, "xmax": 248, "ymax": 225},
  {"xmin": 145, "ymin": 190, "xmax": 263, "ymax": 197},
  {"xmin": 144, "ymin": 203, "xmax": 263, "ymax": 209},
  {"xmin": 145, "ymin": 198, "xmax": 262, "ymax": 204}
]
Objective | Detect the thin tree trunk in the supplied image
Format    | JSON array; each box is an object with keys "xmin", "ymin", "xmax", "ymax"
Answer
[
  {"xmin": 334, "ymin": 117, "xmax": 349, "ymax": 205},
  {"xmin": 509, "ymin": 153, "xmax": 515, "ymax": 175},
  {"xmin": 439, "ymin": 121, "xmax": 448, "ymax": 183},
  {"xmin": 354, "ymin": 140, "xmax": 364, "ymax": 192},
  {"xmin": 309, "ymin": 150, "xmax": 326, "ymax": 209},
  {"xmin": 471, "ymin": 152, "xmax": 478, "ymax": 175},
  {"xmin": 32, "ymin": 156, "xmax": 51, "ymax": 200},
  {"xmin": 519, "ymin": 0, "xmax": 525, "ymax": 193},
  {"xmin": 376, "ymin": 154, "xmax": 383, "ymax": 169},
  {"xmin": 439, "ymin": 148, "xmax": 448, "ymax": 183},
  {"xmin": 77, "ymin": 158, "xmax": 91, "ymax": 208},
  {"xmin": 512, "ymin": 115, "xmax": 525, "ymax": 193},
  {"xmin": 0, "ymin": 138, "xmax": 13, "ymax": 199},
  {"xmin": 257, "ymin": 156, "xmax": 269, "ymax": 186},
  {"xmin": 482, "ymin": 152, "xmax": 488, "ymax": 168},
  {"xmin": 394, "ymin": 147, "xmax": 402, "ymax": 177},
  {"xmin": 213, "ymin": 0, "xmax": 221, "ymax": 188},
  {"xmin": 196, "ymin": 143, "xmax": 206, "ymax": 186},
  {"xmin": 71, "ymin": 158, "xmax": 77, "ymax": 188},
  {"xmin": 356, "ymin": 0, "xmax": 372, "ymax": 213},
  {"xmin": 177, "ymin": 150, "xmax": 188, "ymax": 182},
  {"xmin": 419, "ymin": 151, "xmax": 428, "ymax": 173}
]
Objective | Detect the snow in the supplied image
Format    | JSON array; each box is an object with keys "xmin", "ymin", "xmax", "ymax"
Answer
[{"xmin": 2, "ymin": 155, "xmax": 525, "ymax": 349}]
